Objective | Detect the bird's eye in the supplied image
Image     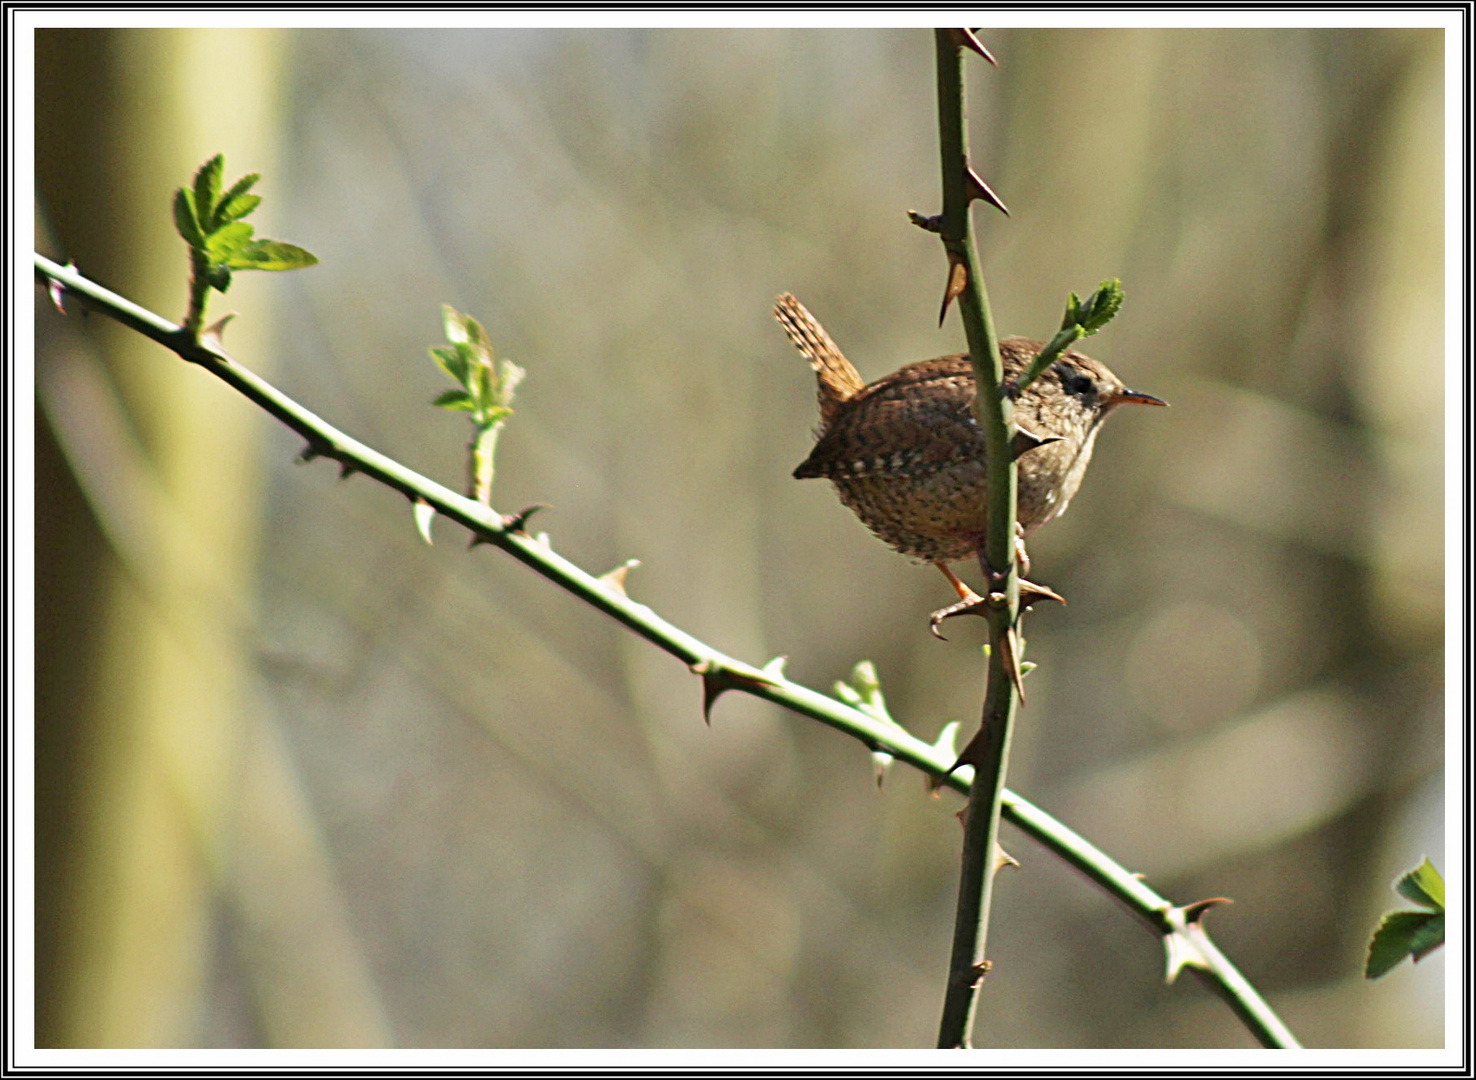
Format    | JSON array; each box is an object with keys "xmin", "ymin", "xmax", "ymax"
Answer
[{"xmin": 1057, "ymin": 366, "xmax": 1097, "ymax": 400}]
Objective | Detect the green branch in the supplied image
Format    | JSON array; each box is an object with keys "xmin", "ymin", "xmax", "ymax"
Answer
[
  {"xmin": 930, "ymin": 29, "xmax": 1023, "ymax": 1049},
  {"xmin": 33, "ymin": 251, "xmax": 1299, "ymax": 1049}
]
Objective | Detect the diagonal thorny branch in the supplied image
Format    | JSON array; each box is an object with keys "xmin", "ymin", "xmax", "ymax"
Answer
[{"xmin": 34, "ymin": 250, "xmax": 1298, "ymax": 1049}]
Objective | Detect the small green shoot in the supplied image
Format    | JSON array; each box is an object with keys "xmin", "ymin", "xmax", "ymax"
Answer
[
  {"xmin": 174, "ymin": 154, "xmax": 317, "ymax": 336},
  {"xmin": 431, "ymin": 305, "xmax": 525, "ymax": 505},
  {"xmin": 1011, "ymin": 278, "xmax": 1125, "ymax": 397}
]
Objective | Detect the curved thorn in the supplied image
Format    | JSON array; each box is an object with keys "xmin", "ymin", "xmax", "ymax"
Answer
[
  {"xmin": 412, "ymin": 497, "xmax": 435, "ymax": 546},
  {"xmin": 939, "ymin": 251, "xmax": 968, "ymax": 326},
  {"xmin": 598, "ymin": 558, "xmax": 640, "ymax": 596},
  {"xmin": 1011, "ymin": 425, "xmax": 1064, "ymax": 460},
  {"xmin": 965, "ymin": 165, "xmax": 1010, "ymax": 216},
  {"xmin": 1183, "ymin": 897, "xmax": 1234, "ymax": 925},
  {"xmin": 503, "ymin": 503, "xmax": 550, "ymax": 533},
  {"xmin": 1018, "ymin": 579, "xmax": 1067, "ymax": 610},
  {"xmin": 953, "ymin": 28, "xmax": 998, "ymax": 65}
]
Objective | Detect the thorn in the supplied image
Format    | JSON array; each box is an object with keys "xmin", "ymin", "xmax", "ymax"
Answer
[
  {"xmin": 939, "ymin": 251, "xmax": 968, "ymax": 326},
  {"xmin": 949, "ymin": 730, "xmax": 984, "ymax": 776},
  {"xmin": 907, "ymin": 209, "xmax": 943, "ymax": 233},
  {"xmin": 296, "ymin": 443, "xmax": 322, "ymax": 464},
  {"xmin": 1018, "ymin": 579, "xmax": 1066, "ymax": 610},
  {"xmin": 698, "ymin": 664, "xmax": 725, "ymax": 726},
  {"xmin": 502, "ymin": 503, "xmax": 550, "ymax": 533},
  {"xmin": 871, "ymin": 749, "xmax": 894, "ymax": 789},
  {"xmin": 201, "ymin": 312, "xmax": 238, "ymax": 349},
  {"xmin": 598, "ymin": 558, "xmax": 640, "ymax": 596},
  {"xmin": 338, "ymin": 461, "xmax": 358, "ymax": 481},
  {"xmin": 1000, "ymin": 624, "xmax": 1026, "ymax": 702},
  {"xmin": 761, "ymin": 655, "xmax": 788, "ymax": 679},
  {"xmin": 468, "ymin": 533, "xmax": 493, "ymax": 549},
  {"xmin": 47, "ymin": 264, "xmax": 74, "ymax": 313},
  {"xmin": 1011, "ymin": 425, "xmax": 1065, "ymax": 460},
  {"xmin": 952, "ymin": 28, "xmax": 998, "ymax": 65},
  {"xmin": 969, "ymin": 959, "xmax": 993, "ymax": 983},
  {"xmin": 412, "ymin": 498, "xmax": 435, "ymax": 545},
  {"xmin": 1182, "ymin": 897, "xmax": 1233, "ymax": 926},
  {"xmin": 1163, "ymin": 897, "xmax": 1233, "ymax": 983},
  {"xmin": 994, "ymin": 843, "xmax": 1020, "ymax": 875},
  {"xmin": 693, "ymin": 659, "xmax": 780, "ymax": 726},
  {"xmin": 965, "ymin": 165, "xmax": 1010, "ymax": 216}
]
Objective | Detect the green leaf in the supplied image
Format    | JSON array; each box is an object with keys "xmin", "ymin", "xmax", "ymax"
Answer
[
  {"xmin": 205, "ymin": 221, "xmax": 255, "ymax": 262},
  {"xmin": 193, "ymin": 154, "xmax": 224, "ymax": 227},
  {"xmin": 205, "ymin": 263, "xmax": 233, "ymax": 292},
  {"xmin": 497, "ymin": 359, "xmax": 526, "ymax": 406},
  {"xmin": 432, "ymin": 389, "xmax": 477, "ymax": 411},
  {"xmin": 1366, "ymin": 910, "xmax": 1444, "ymax": 978},
  {"xmin": 213, "ymin": 173, "xmax": 261, "ymax": 228},
  {"xmin": 430, "ymin": 345, "xmax": 468, "ymax": 386},
  {"xmin": 473, "ymin": 358, "xmax": 495, "ymax": 409},
  {"xmin": 222, "ymin": 240, "xmax": 319, "ymax": 271},
  {"xmin": 442, "ymin": 304, "xmax": 470, "ymax": 346},
  {"xmin": 173, "ymin": 188, "xmax": 203, "ymax": 247},
  {"xmin": 1077, "ymin": 278, "xmax": 1124, "ymax": 335},
  {"xmin": 464, "ymin": 311, "xmax": 489, "ymax": 353},
  {"xmin": 1060, "ymin": 291, "xmax": 1082, "ymax": 331},
  {"xmin": 1396, "ymin": 859, "xmax": 1444, "ymax": 911}
]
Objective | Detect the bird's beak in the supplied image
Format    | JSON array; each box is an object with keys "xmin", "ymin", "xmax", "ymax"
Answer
[{"xmin": 1110, "ymin": 387, "xmax": 1168, "ymax": 408}]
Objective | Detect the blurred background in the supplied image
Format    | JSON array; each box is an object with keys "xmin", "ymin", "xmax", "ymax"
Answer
[{"xmin": 33, "ymin": 26, "xmax": 1446, "ymax": 1049}]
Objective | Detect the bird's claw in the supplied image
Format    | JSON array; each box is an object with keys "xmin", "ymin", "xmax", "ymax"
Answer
[
  {"xmin": 930, "ymin": 594, "xmax": 992, "ymax": 640},
  {"xmin": 929, "ymin": 578, "xmax": 1066, "ymax": 640}
]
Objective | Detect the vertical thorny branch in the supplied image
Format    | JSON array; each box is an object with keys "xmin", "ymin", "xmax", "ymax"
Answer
[{"xmin": 927, "ymin": 29, "xmax": 1024, "ymax": 1049}]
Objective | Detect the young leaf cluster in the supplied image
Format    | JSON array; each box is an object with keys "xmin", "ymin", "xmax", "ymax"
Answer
[
  {"xmin": 1061, "ymin": 278, "xmax": 1124, "ymax": 336},
  {"xmin": 834, "ymin": 660, "xmax": 906, "ymax": 788},
  {"xmin": 432, "ymin": 305, "xmax": 525, "ymax": 505},
  {"xmin": 1366, "ymin": 858, "xmax": 1444, "ymax": 978},
  {"xmin": 431, "ymin": 305, "xmax": 525, "ymax": 427},
  {"xmin": 174, "ymin": 154, "xmax": 317, "ymax": 296},
  {"xmin": 1011, "ymin": 278, "xmax": 1125, "ymax": 397}
]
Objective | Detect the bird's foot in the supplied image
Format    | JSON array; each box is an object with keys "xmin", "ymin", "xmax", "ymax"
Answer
[
  {"xmin": 930, "ymin": 590, "xmax": 992, "ymax": 640},
  {"xmin": 929, "ymin": 577, "xmax": 1066, "ymax": 641}
]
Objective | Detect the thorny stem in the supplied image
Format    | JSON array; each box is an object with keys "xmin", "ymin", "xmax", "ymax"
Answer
[
  {"xmin": 932, "ymin": 29, "xmax": 1021, "ymax": 1050},
  {"xmin": 34, "ymin": 251, "xmax": 1299, "ymax": 1049}
]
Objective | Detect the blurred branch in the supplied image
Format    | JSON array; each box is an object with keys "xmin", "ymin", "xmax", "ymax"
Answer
[
  {"xmin": 930, "ymin": 29, "xmax": 1021, "ymax": 1049},
  {"xmin": 34, "ymin": 251, "xmax": 1300, "ymax": 1049}
]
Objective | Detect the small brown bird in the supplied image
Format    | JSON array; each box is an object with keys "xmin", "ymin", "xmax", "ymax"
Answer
[{"xmin": 777, "ymin": 293, "xmax": 1164, "ymax": 618}]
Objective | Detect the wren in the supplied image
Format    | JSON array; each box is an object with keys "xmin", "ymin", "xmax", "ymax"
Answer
[{"xmin": 776, "ymin": 293, "xmax": 1164, "ymax": 619}]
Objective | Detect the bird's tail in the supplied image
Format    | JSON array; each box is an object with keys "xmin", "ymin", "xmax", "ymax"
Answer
[{"xmin": 774, "ymin": 293, "xmax": 864, "ymax": 424}]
